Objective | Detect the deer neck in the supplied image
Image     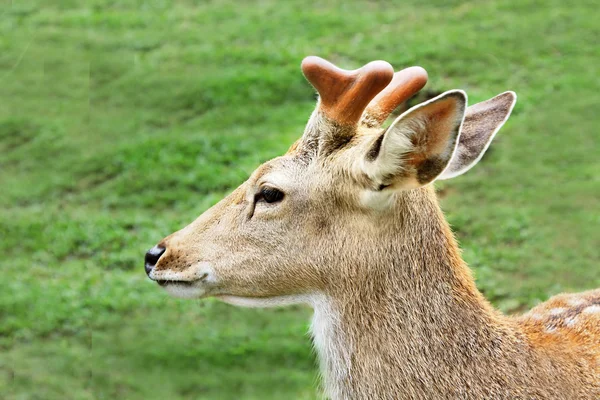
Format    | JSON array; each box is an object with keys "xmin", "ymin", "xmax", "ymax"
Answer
[{"xmin": 309, "ymin": 187, "xmax": 515, "ymax": 399}]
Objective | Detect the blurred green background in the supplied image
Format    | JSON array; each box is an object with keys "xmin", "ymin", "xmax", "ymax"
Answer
[{"xmin": 1, "ymin": 0, "xmax": 598, "ymax": 399}]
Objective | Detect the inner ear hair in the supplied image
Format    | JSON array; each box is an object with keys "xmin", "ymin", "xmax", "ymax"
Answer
[{"xmin": 362, "ymin": 90, "xmax": 467, "ymax": 190}]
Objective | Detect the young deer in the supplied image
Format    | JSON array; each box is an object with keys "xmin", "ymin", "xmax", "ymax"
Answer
[{"xmin": 144, "ymin": 56, "xmax": 600, "ymax": 399}]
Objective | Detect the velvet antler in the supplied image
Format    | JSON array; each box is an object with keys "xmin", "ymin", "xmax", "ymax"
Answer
[
  {"xmin": 301, "ymin": 56, "xmax": 394, "ymax": 126},
  {"xmin": 362, "ymin": 67, "xmax": 428, "ymax": 127}
]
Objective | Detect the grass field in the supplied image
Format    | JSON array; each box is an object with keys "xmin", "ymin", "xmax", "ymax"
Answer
[{"xmin": 1, "ymin": 0, "xmax": 598, "ymax": 398}]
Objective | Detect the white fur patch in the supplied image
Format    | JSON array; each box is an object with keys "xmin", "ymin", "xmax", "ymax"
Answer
[
  {"xmin": 309, "ymin": 294, "xmax": 350, "ymax": 400},
  {"xmin": 582, "ymin": 305, "xmax": 600, "ymax": 314},
  {"xmin": 162, "ymin": 283, "xmax": 207, "ymax": 299},
  {"xmin": 529, "ymin": 313, "xmax": 544, "ymax": 321},
  {"xmin": 566, "ymin": 298, "xmax": 586, "ymax": 307},
  {"xmin": 549, "ymin": 307, "xmax": 567, "ymax": 316},
  {"xmin": 359, "ymin": 189, "xmax": 394, "ymax": 210},
  {"xmin": 217, "ymin": 294, "xmax": 313, "ymax": 308}
]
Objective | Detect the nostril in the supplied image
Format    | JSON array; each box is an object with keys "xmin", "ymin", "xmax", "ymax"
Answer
[{"xmin": 145, "ymin": 245, "xmax": 166, "ymax": 276}]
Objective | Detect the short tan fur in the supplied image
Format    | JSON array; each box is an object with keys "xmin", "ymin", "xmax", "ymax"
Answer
[{"xmin": 146, "ymin": 56, "xmax": 600, "ymax": 400}]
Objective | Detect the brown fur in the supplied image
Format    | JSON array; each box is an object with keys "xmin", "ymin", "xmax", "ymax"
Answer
[
  {"xmin": 303, "ymin": 187, "xmax": 600, "ymax": 399},
  {"xmin": 148, "ymin": 59, "xmax": 600, "ymax": 399}
]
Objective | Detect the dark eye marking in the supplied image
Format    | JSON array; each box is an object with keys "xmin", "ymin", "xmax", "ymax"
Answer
[{"xmin": 256, "ymin": 186, "xmax": 285, "ymax": 204}]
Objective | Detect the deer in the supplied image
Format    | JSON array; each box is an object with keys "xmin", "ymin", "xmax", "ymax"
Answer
[{"xmin": 144, "ymin": 56, "xmax": 600, "ymax": 399}]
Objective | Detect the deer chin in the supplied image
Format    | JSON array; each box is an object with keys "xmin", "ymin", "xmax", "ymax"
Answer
[
  {"xmin": 161, "ymin": 281, "xmax": 208, "ymax": 299},
  {"xmin": 216, "ymin": 293, "xmax": 316, "ymax": 308}
]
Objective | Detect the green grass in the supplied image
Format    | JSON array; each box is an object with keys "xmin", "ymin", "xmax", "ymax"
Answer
[{"xmin": 1, "ymin": 0, "xmax": 598, "ymax": 398}]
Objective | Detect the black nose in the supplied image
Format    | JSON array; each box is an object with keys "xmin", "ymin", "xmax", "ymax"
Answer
[{"xmin": 145, "ymin": 246, "xmax": 166, "ymax": 276}]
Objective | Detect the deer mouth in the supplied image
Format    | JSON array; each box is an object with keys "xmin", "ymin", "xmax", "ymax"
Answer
[
  {"xmin": 154, "ymin": 272, "xmax": 211, "ymax": 288},
  {"xmin": 149, "ymin": 267, "xmax": 213, "ymax": 299},
  {"xmin": 156, "ymin": 279, "xmax": 196, "ymax": 287}
]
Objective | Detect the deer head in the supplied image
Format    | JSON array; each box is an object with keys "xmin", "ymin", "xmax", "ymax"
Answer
[{"xmin": 144, "ymin": 56, "xmax": 516, "ymax": 306}]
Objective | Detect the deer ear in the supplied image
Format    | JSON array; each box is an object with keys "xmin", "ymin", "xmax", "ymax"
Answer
[
  {"xmin": 438, "ymin": 91, "xmax": 516, "ymax": 180},
  {"xmin": 362, "ymin": 90, "xmax": 466, "ymax": 189}
]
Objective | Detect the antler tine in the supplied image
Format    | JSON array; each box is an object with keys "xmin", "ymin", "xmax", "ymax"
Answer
[
  {"xmin": 301, "ymin": 56, "xmax": 394, "ymax": 126},
  {"xmin": 362, "ymin": 66, "xmax": 428, "ymax": 127}
]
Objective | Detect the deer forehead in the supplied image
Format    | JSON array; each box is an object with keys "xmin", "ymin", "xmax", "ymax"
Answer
[
  {"xmin": 250, "ymin": 148, "xmax": 365, "ymax": 191},
  {"xmin": 249, "ymin": 156, "xmax": 310, "ymax": 184},
  {"xmin": 251, "ymin": 161, "xmax": 304, "ymax": 191}
]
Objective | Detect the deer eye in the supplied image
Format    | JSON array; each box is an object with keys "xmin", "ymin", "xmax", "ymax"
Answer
[{"xmin": 257, "ymin": 186, "xmax": 284, "ymax": 204}]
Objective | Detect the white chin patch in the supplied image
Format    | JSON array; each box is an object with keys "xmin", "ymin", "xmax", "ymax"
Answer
[
  {"xmin": 163, "ymin": 283, "xmax": 207, "ymax": 299},
  {"xmin": 360, "ymin": 189, "xmax": 394, "ymax": 210},
  {"xmin": 217, "ymin": 294, "xmax": 313, "ymax": 308}
]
